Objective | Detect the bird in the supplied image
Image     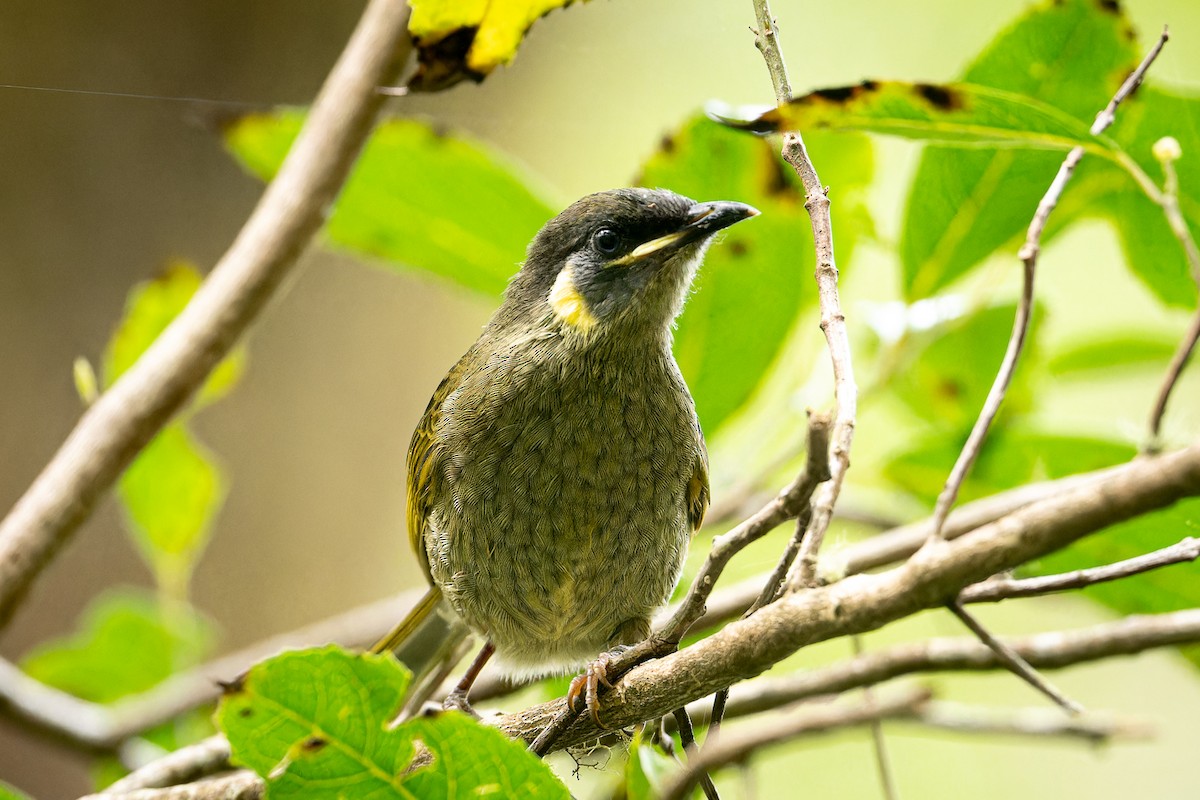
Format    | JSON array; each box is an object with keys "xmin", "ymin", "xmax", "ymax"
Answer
[{"xmin": 372, "ymin": 187, "xmax": 759, "ymax": 724}]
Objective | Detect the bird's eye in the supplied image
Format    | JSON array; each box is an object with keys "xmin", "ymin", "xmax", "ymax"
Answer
[{"xmin": 592, "ymin": 228, "xmax": 622, "ymax": 256}]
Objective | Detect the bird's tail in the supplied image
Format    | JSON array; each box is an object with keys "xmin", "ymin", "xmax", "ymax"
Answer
[
  {"xmin": 370, "ymin": 585, "xmax": 444, "ymax": 654},
  {"xmin": 371, "ymin": 586, "xmax": 472, "ymax": 719}
]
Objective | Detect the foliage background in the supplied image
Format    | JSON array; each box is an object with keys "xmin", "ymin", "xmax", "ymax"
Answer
[{"xmin": 1, "ymin": 0, "xmax": 1199, "ymax": 797}]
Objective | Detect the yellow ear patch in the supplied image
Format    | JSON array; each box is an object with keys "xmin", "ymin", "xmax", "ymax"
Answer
[{"xmin": 548, "ymin": 268, "xmax": 598, "ymax": 332}]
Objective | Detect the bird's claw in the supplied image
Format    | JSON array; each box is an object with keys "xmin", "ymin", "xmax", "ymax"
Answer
[
  {"xmin": 442, "ymin": 689, "xmax": 481, "ymax": 719},
  {"xmin": 566, "ymin": 649, "xmax": 624, "ymax": 728}
]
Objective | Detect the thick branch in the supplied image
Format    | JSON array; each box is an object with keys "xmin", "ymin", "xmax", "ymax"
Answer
[
  {"xmin": 690, "ymin": 466, "xmax": 1122, "ymax": 632},
  {"xmin": 0, "ymin": 0, "xmax": 412, "ymax": 631},
  {"xmin": 494, "ymin": 442, "xmax": 1200, "ymax": 749}
]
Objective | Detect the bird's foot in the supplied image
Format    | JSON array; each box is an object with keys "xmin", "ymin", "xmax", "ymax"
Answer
[
  {"xmin": 442, "ymin": 688, "xmax": 481, "ymax": 719},
  {"xmin": 566, "ymin": 645, "xmax": 631, "ymax": 728}
]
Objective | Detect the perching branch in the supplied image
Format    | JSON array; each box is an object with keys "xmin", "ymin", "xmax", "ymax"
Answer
[
  {"xmin": 688, "ymin": 465, "xmax": 1124, "ymax": 634},
  {"xmin": 0, "ymin": 0, "xmax": 412, "ymax": 631},
  {"xmin": 496, "ymin": 441, "xmax": 1200, "ymax": 751}
]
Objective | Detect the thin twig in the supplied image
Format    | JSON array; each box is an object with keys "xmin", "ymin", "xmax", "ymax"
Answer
[
  {"xmin": 854, "ymin": 636, "xmax": 899, "ymax": 800},
  {"xmin": 959, "ymin": 536, "xmax": 1200, "ymax": 603},
  {"xmin": 1146, "ymin": 119, "xmax": 1200, "ymax": 450},
  {"xmin": 708, "ymin": 414, "xmax": 830, "ymax": 737},
  {"xmin": 673, "ymin": 707, "xmax": 721, "ymax": 800},
  {"xmin": 749, "ymin": 0, "xmax": 857, "ymax": 592},
  {"xmin": 909, "ymin": 701, "xmax": 1149, "ymax": 744},
  {"xmin": 0, "ymin": 0, "xmax": 413, "ymax": 631},
  {"xmin": 919, "ymin": 31, "xmax": 1171, "ymax": 718},
  {"xmin": 660, "ymin": 687, "xmax": 930, "ymax": 800},
  {"xmin": 927, "ymin": 29, "xmax": 1170, "ymax": 543},
  {"xmin": 1148, "ymin": 311, "xmax": 1200, "ymax": 451},
  {"xmin": 946, "ymin": 601, "xmax": 1083, "ymax": 714}
]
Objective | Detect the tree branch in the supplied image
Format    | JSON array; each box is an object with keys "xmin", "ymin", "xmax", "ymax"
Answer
[
  {"xmin": 928, "ymin": 29, "xmax": 1169, "ymax": 543},
  {"xmin": 0, "ymin": 0, "xmax": 413, "ymax": 631},
  {"xmin": 101, "ymin": 736, "xmax": 233, "ymax": 794},
  {"xmin": 494, "ymin": 441, "xmax": 1200, "ymax": 750},
  {"xmin": 749, "ymin": 0, "xmax": 857, "ymax": 592},
  {"xmin": 959, "ymin": 536, "xmax": 1200, "ymax": 603}
]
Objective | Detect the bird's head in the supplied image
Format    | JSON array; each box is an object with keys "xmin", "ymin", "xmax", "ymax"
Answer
[{"xmin": 502, "ymin": 188, "xmax": 758, "ymax": 342}]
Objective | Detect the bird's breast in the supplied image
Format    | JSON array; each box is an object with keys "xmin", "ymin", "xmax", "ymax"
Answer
[{"xmin": 426, "ymin": 341, "xmax": 700, "ymax": 671}]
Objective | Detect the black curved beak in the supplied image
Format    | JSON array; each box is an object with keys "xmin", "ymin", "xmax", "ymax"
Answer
[
  {"xmin": 684, "ymin": 201, "xmax": 760, "ymax": 237},
  {"xmin": 619, "ymin": 200, "xmax": 760, "ymax": 263}
]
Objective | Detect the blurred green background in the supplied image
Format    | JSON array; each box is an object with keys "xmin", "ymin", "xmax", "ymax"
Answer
[{"xmin": 1, "ymin": 0, "xmax": 1199, "ymax": 797}]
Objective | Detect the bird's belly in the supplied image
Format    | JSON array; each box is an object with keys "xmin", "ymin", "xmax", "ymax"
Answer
[{"xmin": 428, "ymin": 393, "xmax": 694, "ymax": 675}]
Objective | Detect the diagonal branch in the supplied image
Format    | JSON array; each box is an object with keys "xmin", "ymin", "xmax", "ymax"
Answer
[
  {"xmin": 495, "ymin": 441, "xmax": 1200, "ymax": 751},
  {"xmin": 0, "ymin": 0, "xmax": 412, "ymax": 632}
]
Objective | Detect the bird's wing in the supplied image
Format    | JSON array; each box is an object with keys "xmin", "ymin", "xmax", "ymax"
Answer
[
  {"xmin": 688, "ymin": 434, "xmax": 711, "ymax": 534},
  {"xmin": 406, "ymin": 359, "xmax": 466, "ymax": 584}
]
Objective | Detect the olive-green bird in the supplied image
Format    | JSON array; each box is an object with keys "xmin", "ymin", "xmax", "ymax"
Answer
[{"xmin": 373, "ymin": 188, "xmax": 758, "ymax": 721}]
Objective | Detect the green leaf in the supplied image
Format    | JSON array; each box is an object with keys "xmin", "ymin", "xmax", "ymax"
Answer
[
  {"xmin": 1089, "ymin": 86, "xmax": 1200, "ymax": 307},
  {"xmin": 21, "ymin": 589, "xmax": 214, "ymax": 703},
  {"xmin": 118, "ymin": 423, "xmax": 223, "ymax": 592},
  {"xmin": 886, "ymin": 429, "xmax": 1134, "ymax": 506},
  {"xmin": 217, "ymin": 646, "xmax": 568, "ymax": 799},
  {"xmin": 898, "ymin": 0, "xmax": 1140, "ymax": 299},
  {"xmin": 1032, "ymin": 497, "xmax": 1200, "ymax": 666},
  {"xmin": 711, "ymin": 81, "xmax": 1105, "ymax": 153},
  {"xmin": 1048, "ymin": 332, "xmax": 1181, "ymax": 375},
  {"xmin": 407, "ymin": 0, "xmax": 592, "ymax": 91},
  {"xmin": 890, "ymin": 302, "xmax": 1041, "ymax": 432},
  {"xmin": 625, "ymin": 730, "xmax": 677, "ymax": 800},
  {"xmin": 639, "ymin": 115, "xmax": 873, "ymax": 432},
  {"xmin": 224, "ymin": 112, "xmax": 556, "ymax": 296},
  {"xmin": 0, "ymin": 782, "xmax": 33, "ymax": 800},
  {"xmin": 104, "ymin": 261, "xmax": 245, "ymax": 407}
]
